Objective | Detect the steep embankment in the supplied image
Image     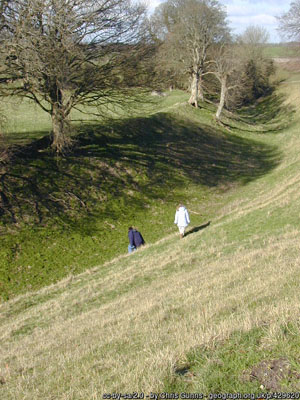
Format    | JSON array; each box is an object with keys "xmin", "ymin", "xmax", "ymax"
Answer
[
  {"xmin": 0, "ymin": 91, "xmax": 279, "ymax": 300},
  {"xmin": 1, "ymin": 78, "xmax": 300, "ymax": 396}
]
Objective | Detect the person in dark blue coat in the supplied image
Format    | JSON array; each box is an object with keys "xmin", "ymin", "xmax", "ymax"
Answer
[{"xmin": 128, "ymin": 227, "xmax": 145, "ymax": 253}]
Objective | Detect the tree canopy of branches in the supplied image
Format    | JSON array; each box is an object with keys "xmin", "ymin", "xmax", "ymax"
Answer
[
  {"xmin": 0, "ymin": 0, "xmax": 151, "ymax": 152},
  {"xmin": 150, "ymin": 0, "xmax": 230, "ymax": 107},
  {"xmin": 277, "ymin": 0, "xmax": 300, "ymax": 40},
  {"xmin": 201, "ymin": 25, "xmax": 274, "ymax": 120},
  {"xmin": 236, "ymin": 25, "xmax": 274, "ymax": 105},
  {"xmin": 206, "ymin": 45, "xmax": 241, "ymax": 120}
]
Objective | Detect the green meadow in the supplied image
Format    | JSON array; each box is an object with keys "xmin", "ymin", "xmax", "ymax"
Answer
[
  {"xmin": 263, "ymin": 43, "xmax": 300, "ymax": 58},
  {"xmin": 1, "ymin": 60, "xmax": 300, "ymax": 396}
]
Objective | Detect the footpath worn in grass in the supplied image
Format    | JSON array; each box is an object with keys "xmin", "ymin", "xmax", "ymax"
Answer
[{"xmin": 1, "ymin": 69, "xmax": 300, "ymax": 396}]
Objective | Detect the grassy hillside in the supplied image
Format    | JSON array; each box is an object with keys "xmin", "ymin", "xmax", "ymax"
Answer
[
  {"xmin": 0, "ymin": 91, "xmax": 283, "ymax": 301},
  {"xmin": 1, "ymin": 69, "xmax": 300, "ymax": 396}
]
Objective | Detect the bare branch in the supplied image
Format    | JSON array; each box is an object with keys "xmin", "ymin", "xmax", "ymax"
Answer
[{"xmin": 0, "ymin": 0, "xmax": 153, "ymax": 152}]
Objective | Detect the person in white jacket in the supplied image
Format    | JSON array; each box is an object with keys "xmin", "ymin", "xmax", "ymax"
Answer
[{"xmin": 174, "ymin": 203, "xmax": 190, "ymax": 238}]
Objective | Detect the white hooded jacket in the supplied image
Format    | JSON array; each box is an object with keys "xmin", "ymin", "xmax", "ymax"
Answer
[{"xmin": 174, "ymin": 206, "xmax": 190, "ymax": 227}]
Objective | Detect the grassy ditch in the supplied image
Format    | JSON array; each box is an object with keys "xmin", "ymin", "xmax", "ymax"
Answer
[
  {"xmin": 0, "ymin": 69, "xmax": 300, "ymax": 396},
  {"xmin": 0, "ymin": 91, "xmax": 284, "ymax": 300}
]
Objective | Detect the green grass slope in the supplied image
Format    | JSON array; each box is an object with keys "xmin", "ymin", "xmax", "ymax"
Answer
[
  {"xmin": 1, "ymin": 77, "xmax": 300, "ymax": 396},
  {"xmin": 0, "ymin": 91, "xmax": 282, "ymax": 300}
]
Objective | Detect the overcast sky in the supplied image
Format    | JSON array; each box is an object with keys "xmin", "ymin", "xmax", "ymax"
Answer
[{"xmin": 147, "ymin": 0, "xmax": 292, "ymax": 43}]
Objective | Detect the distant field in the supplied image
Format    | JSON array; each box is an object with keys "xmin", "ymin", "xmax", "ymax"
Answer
[
  {"xmin": 263, "ymin": 43, "xmax": 299, "ymax": 58},
  {"xmin": 2, "ymin": 96, "xmax": 117, "ymax": 144},
  {"xmin": 1, "ymin": 97, "xmax": 52, "ymax": 143}
]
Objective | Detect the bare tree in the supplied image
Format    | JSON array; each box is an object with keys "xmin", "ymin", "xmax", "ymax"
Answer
[
  {"xmin": 237, "ymin": 25, "xmax": 274, "ymax": 104},
  {"xmin": 240, "ymin": 25, "xmax": 270, "ymax": 46},
  {"xmin": 0, "ymin": 0, "xmax": 150, "ymax": 152},
  {"xmin": 277, "ymin": 0, "xmax": 300, "ymax": 40},
  {"xmin": 205, "ymin": 26, "xmax": 273, "ymax": 120},
  {"xmin": 238, "ymin": 25, "xmax": 270, "ymax": 62},
  {"xmin": 151, "ymin": 0, "xmax": 230, "ymax": 107},
  {"xmin": 207, "ymin": 45, "xmax": 241, "ymax": 120}
]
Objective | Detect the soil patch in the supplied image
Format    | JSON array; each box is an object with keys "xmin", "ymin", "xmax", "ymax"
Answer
[{"xmin": 242, "ymin": 357, "xmax": 300, "ymax": 391}]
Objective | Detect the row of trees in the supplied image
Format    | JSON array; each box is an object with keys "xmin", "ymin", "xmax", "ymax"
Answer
[
  {"xmin": 0, "ymin": 0, "xmax": 299, "ymax": 153},
  {"xmin": 150, "ymin": 0, "xmax": 275, "ymax": 119},
  {"xmin": 150, "ymin": 0, "xmax": 229, "ymax": 107}
]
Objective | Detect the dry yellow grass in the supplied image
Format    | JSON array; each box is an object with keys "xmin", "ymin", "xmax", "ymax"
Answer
[
  {"xmin": 1, "ymin": 228, "xmax": 300, "ymax": 397},
  {"xmin": 1, "ymin": 80, "xmax": 300, "ymax": 398}
]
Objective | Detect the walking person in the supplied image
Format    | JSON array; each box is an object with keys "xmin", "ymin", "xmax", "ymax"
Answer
[
  {"xmin": 128, "ymin": 227, "xmax": 145, "ymax": 253},
  {"xmin": 174, "ymin": 203, "xmax": 190, "ymax": 238}
]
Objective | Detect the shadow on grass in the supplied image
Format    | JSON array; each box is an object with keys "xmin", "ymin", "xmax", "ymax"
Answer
[
  {"xmin": 0, "ymin": 111, "xmax": 281, "ymax": 229},
  {"xmin": 185, "ymin": 222, "xmax": 211, "ymax": 237}
]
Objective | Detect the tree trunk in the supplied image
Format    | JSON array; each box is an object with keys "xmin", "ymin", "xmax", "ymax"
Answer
[
  {"xmin": 198, "ymin": 73, "xmax": 204, "ymax": 102},
  {"xmin": 188, "ymin": 71, "xmax": 199, "ymax": 107},
  {"xmin": 216, "ymin": 76, "xmax": 227, "ymax": 121},
  {"xmin": 51, "ymin": 103, "xmax": 71, "ymax": 153}
]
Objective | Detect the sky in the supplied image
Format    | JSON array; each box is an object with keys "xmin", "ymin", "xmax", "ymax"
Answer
[{"xmin": 147, "ymin": 0, "xmax": 292, "ymax": 43}]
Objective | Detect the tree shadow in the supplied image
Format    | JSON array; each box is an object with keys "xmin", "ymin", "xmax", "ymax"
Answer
[
  {"xmin": 75, "ymin": 111, "xmax": 281, "ymax": 185},
  {"xmin": 0, "ymin": 110, "xmax": 282, "ymax": 230},
  {"xmin": 185, "ymin": 221, "xmax": 211, "ymax": 237}
]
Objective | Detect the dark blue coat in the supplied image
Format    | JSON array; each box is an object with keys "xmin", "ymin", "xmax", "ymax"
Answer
[{"xmin": 128, "ymin": 229, "xmax": 145, "ymax": 248}]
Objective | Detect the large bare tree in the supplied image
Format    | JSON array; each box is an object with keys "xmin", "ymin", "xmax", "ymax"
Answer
[
  {"xmin": 207, "ymin": 45, "xmax": 242, "ymax": 120},
  {"xmin": 0, "ymin": 0, "xmax": 150, "ymax": 152},
  {"xmin": 277, "ymin": 0, "xmax": 300, "ymax": 39},
  {"xmin": 151, "ymin": 0, "xmax": 230, "ymax": 107},
  {"xmin": 238, "ymin": 25, "xmax": 270, "ymax": 63},
  {"xmin": 205, "ymin": 26, "xmax": 273, "ymax": 121}
]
